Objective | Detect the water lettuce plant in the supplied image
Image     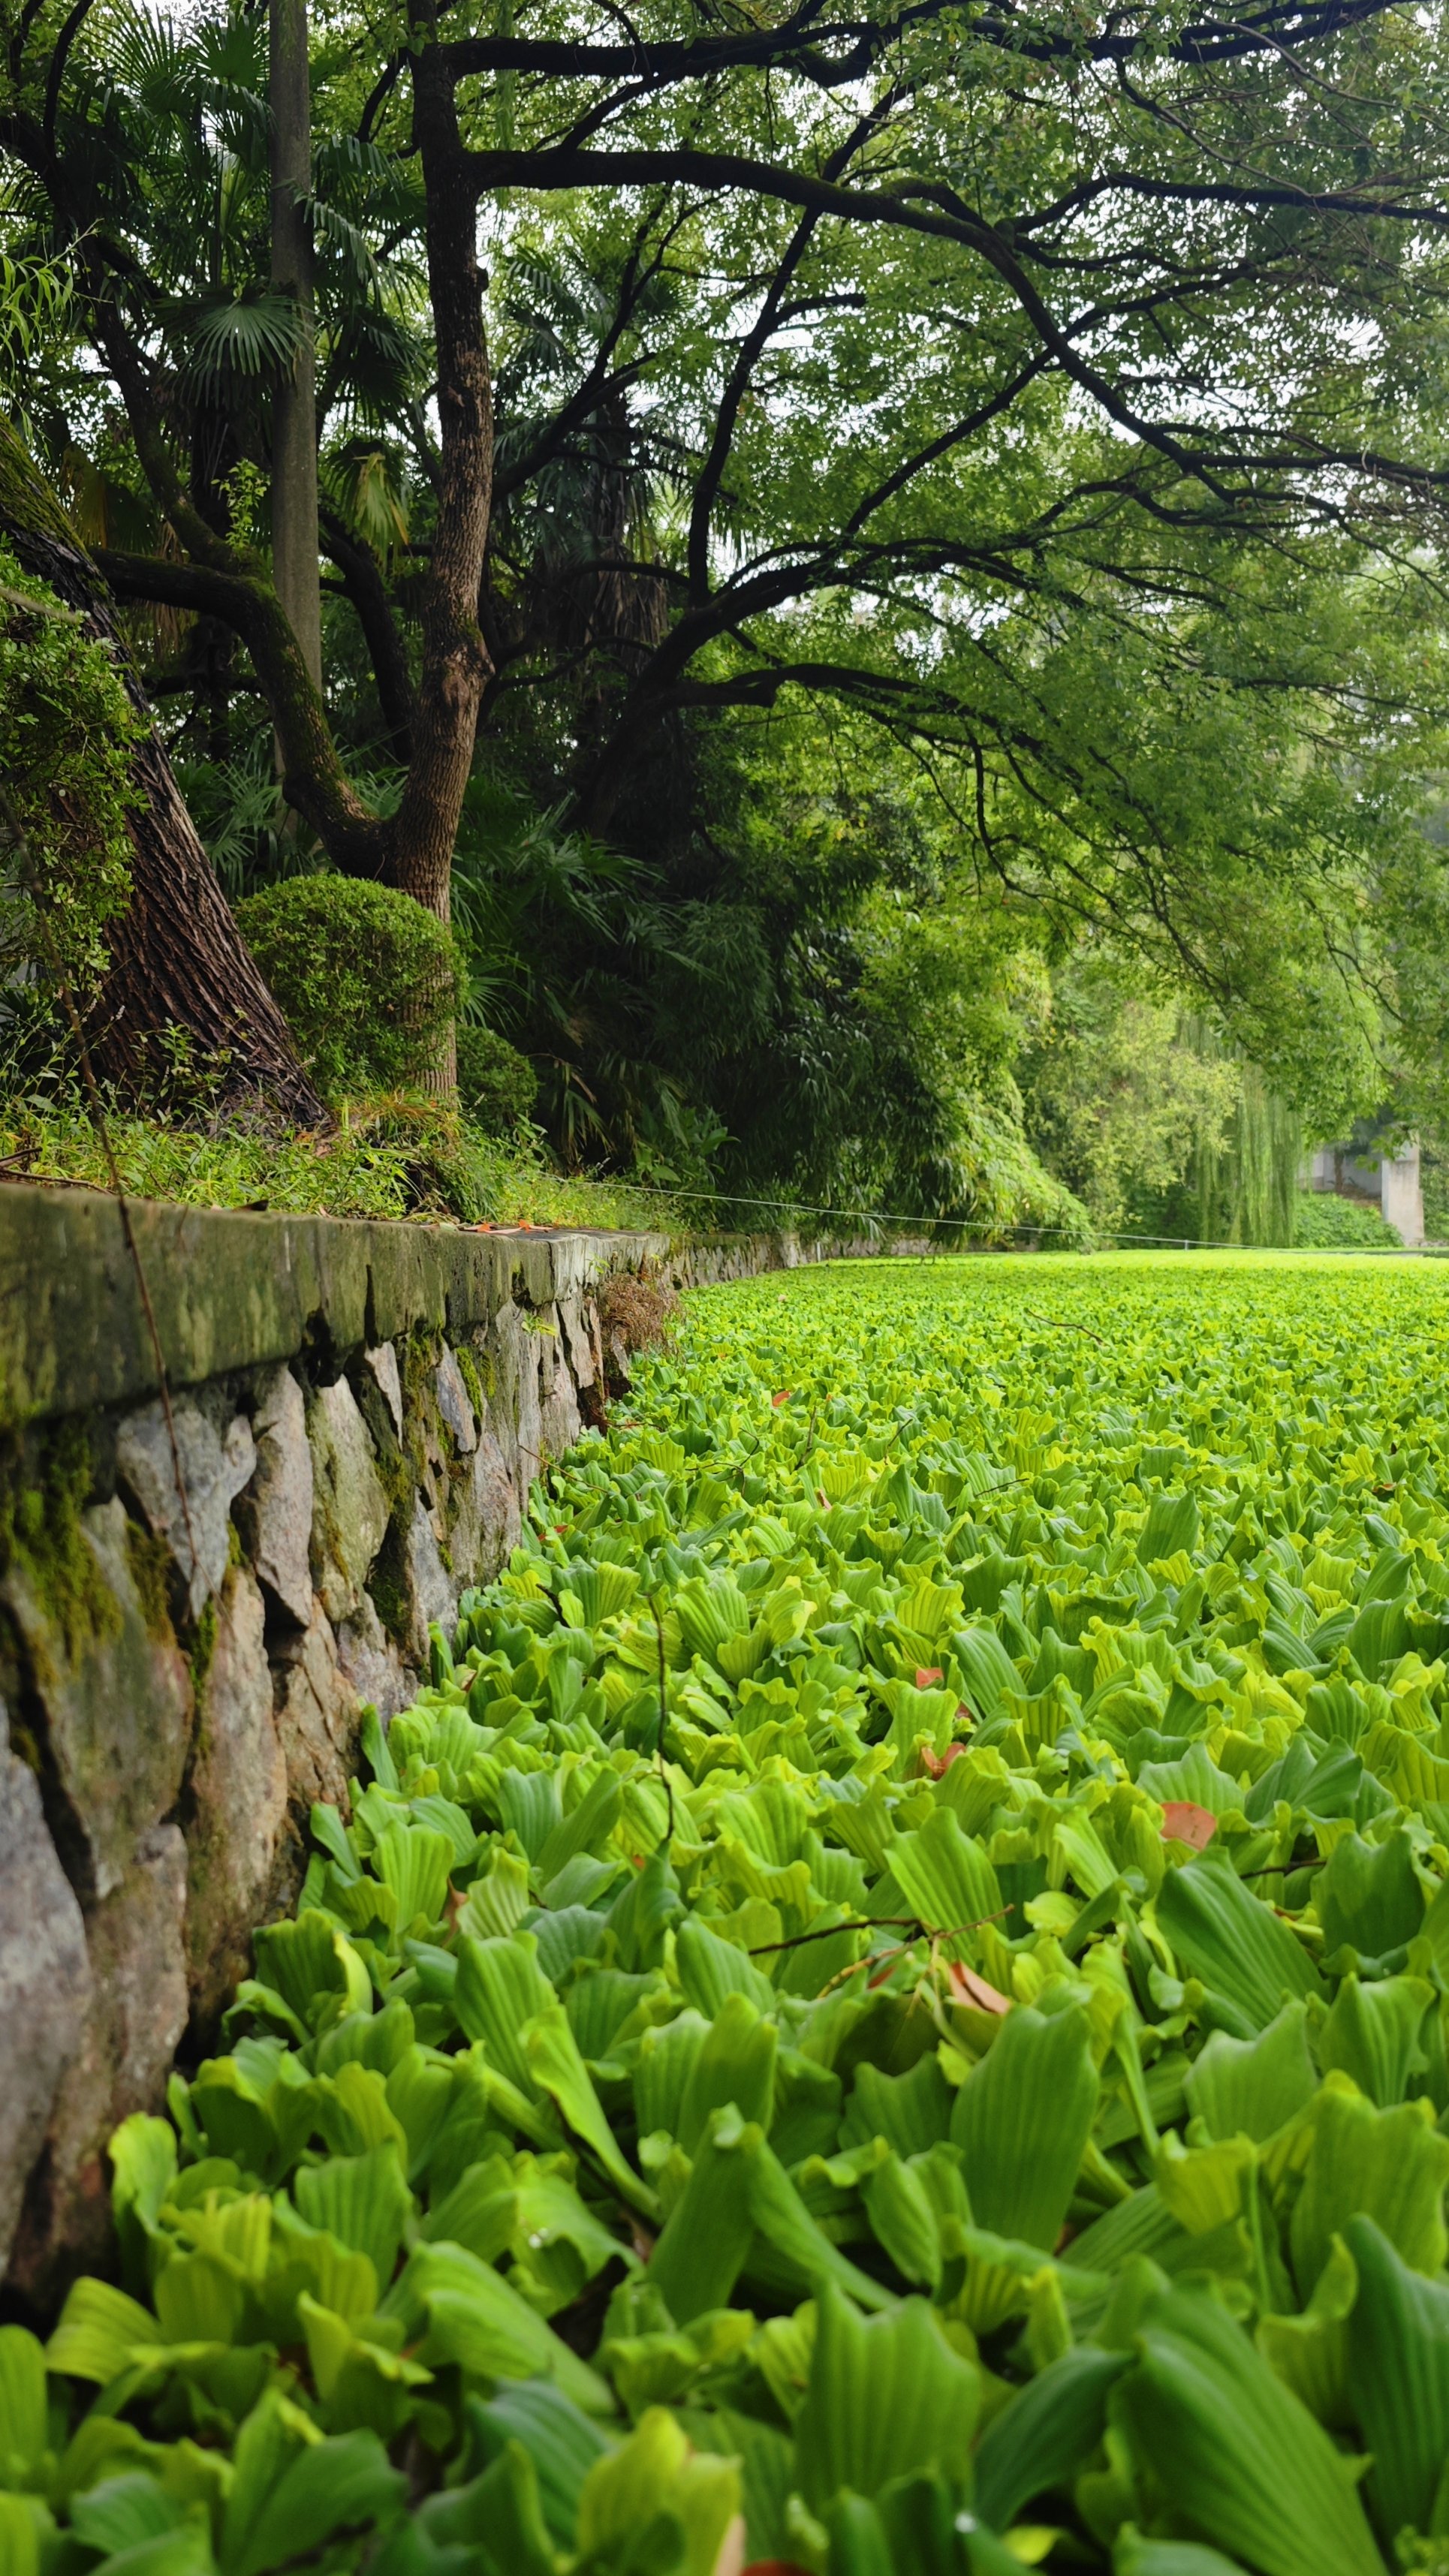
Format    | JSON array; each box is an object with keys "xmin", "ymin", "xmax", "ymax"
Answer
[{"xmin": 11, "ymin": 1250, "xmax": 1449, "ymax": 2576}]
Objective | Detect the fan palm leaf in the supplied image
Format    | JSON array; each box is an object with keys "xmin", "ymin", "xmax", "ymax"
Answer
[{"xmin": 173, "ymin": 286, "xmax": 306, "ymax": 389}]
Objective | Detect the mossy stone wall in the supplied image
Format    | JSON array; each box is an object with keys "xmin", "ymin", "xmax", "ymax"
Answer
[{"xmin": 0, "ymin": 1186, "xmax": 824, "ymax": 2307}]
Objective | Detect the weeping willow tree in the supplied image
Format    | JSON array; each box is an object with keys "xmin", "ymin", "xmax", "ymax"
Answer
[{"xmin": 1181, "ymin": 1020, "xmax": 1302, "ymax": 1245}]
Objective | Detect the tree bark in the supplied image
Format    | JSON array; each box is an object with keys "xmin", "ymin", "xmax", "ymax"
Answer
[
  {"xmin": 363, "ymin": 17, "xmax": 496, "ymax": 1091},
  {"xmin": 387, "ymin": 23, "xmax": 493, "ymax": 938},
  {"xmin": 270, "ymin": 0, "xmax": 322, "ymax": 695},
  {"xmin": 0, "ymin": 420, "xmax": 327, "ymax": 1127}
]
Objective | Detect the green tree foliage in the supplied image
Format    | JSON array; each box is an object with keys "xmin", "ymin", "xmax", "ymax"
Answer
[
  {"xmin": 1022, "ymin": 961, "xmax": 1243, "ymax": 1241},
  {"xmin": 1182, "ymin": 1051, "xmax": 1305, "ymax": 1251},
  {"xmin": 5, "ymin": 0, "xmax": 1449, "ymax": 1194},
  {"xmin": 1023, "ymin": 975, "xmax": 1332, "ymax": 1249}
]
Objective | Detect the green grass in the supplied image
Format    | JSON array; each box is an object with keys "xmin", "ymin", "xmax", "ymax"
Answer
[
  {"xmin": 17, "ymin": 1249, "xmax": 1449, "ymax": 2576},
  {"xmin": 0, "ymin": 1094, "xmax": 685, "ymax": 1232}
]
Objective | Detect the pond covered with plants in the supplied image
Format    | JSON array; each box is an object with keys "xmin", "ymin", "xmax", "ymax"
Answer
[{"xmin": 14, "ymin": 1251, "xmax": 1449, "ymax": 2576}]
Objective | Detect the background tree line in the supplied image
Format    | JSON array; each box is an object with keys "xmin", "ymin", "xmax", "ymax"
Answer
[{"xmin": 2, "ymin": 0, "xmax": 1449, "ymax": 1237}]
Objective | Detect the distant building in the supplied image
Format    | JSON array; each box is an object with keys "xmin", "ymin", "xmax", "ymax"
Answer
[{"xmin": 1307, "ymin": 1138, "xmax": 1423, "ymax": 1246}]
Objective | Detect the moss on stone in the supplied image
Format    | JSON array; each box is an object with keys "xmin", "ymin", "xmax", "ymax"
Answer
[
  {"xmin": 188, "ymin": 1594, "xmax": 218, "ymax": 1710},
  {"xmin": 398, "ymin": 1331, "xmax": 445, "ymax": 1496},
  {"xmin": 399, "ymin": 1329, "xmax": 441, "ymax": 1427},
  {"xmin": 454, "ymin": 1342, "xmax": 487, "ymax": 1422},
  {"xmin": 0, "ymin": 1419, "xmax": 119, "ymax": 1663},
  {"xmin": 375, "ymin": 1436, "xmax": 419, "ymax": 1529},
  {"xmin": 125, "ymin": 1519, "xmax": 174, "ymax": 1642},
  {"xmin": 6, "ymin": 1713, "xmax": 43, "ymax": 1775}
]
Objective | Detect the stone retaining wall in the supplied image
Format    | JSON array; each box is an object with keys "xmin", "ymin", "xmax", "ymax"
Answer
[{"xmin": 0, "ymin": 1186, "xmax": 829, "ymax": 2305}]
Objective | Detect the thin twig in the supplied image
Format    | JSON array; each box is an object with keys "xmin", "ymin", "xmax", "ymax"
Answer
[
  {"xmin": 0, "ymin": 785, "xmax": 204, "ymax": 1598},
  {"xmin": 748, "ymin": 1903, "xmax": 1013, "ymax": 1955},
  {"xmin": 1023, "ymin": 1308, "xmax": 1105, "ymax": 1347}
]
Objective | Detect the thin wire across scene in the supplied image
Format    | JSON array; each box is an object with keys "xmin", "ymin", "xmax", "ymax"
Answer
[{"xmin": 609, "ymin": 1177, "xmax": 1431, "ymax": 1257}]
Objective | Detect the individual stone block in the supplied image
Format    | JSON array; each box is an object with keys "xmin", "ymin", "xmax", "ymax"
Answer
[
  {"xmin": 0, "ymin": 1726, "xmax": 92, "ymax": 2280},
  {"xmin": 364, "ymin": 1342, "xmax": 403, "ymax": 1435},
  {"xmin": 243, "ymin": 1366, "xmax": 314, "ymax": 1627},
  {"xmin": 1, "ymin": 1497, "xmax": 191, "ymax": 1902},
  {"xmin": 448, "ymin": 1428, "xmax": 520, "ymax": 1587},
  {"xmin": 408, "ymin": 1497, "xmax": 457, "ymax": 1653},
  {"xmin": 538, "ymin": 1310, "xmax": 582, "ymax": 1464},
  {"xmin": 11, "ymin": 1822, "xmax": 189, "ymax": 2298},
  {"xmin": 336, "ymin": 1593, "xmax": 414, "ymax": 1720},
  {"xmin": 185, "ymin": 1564, "xmax": 288, "ymax": 2020},
  {"xmin": 435, "ymin": 1348, "xmax": 477, "ymax": 1454},
  {"xmin": 274, "ymin": 1610, "xmax": 363, "ymax": 1812},
  {"xmin": 93, "ymin": 1825, "xmax": 190, "ymax": 2105},
  {"xmin": 116, "ymin": 1398, "xmax": 256, "ymax": 1619},
  {"xmin": 558, "ymin": 1295, "xmax": 598, "ymax": 1392},
  {"xmin": 489, "ymin": 1302, "xmax": 545, "ymax": 1495},
  {"xmin": 309, "ymin": 1377, "xmax": 390, "ymax": 1621}
]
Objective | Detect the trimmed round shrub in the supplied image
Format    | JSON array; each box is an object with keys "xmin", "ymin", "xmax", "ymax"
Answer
[
  {"xmin": 235, "ymin": 875, "xmax": 459, "ymax": 1099},
  {"xmin": 456, "ymin": 1022, "xmax": 537, "ymax": 1134}
]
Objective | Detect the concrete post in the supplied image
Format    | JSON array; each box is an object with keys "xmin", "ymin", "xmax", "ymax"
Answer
[{"xmin": 1381, "ymin": 1142, "xmax": 1424, "ymax": 1247}]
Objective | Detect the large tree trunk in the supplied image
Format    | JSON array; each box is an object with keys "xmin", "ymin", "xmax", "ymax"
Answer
[
  {"xmin": 270, "ymin": 0, "xmax": 322, "ymax": 694},
  {"xmin": 372, "ymin": 24, "xmax": 496, "ymax": 1093},
  {"xmin": 0, "ymin": 421, "xmax": 327, "ymax": 1127}
]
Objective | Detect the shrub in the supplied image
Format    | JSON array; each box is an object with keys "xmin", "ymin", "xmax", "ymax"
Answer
[
  {"xmin": 456, "ymin": 1020, "xmax": 536, "ymax": 1133},
  {"xmin": 1292, "ymin": 1187, "xmax": 1401, "ymax": 1249},
  {"xmin": 235, "ymin": 874, "xmax": 459, "ymax": 1099}
]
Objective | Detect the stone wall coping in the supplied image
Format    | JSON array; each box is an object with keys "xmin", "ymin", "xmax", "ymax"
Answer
[{"xmin": 0, "ymin": 1182, "xmax": 707, "ymax": 1425}]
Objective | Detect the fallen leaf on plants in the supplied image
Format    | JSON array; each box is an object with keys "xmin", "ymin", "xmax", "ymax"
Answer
[
  {"xmin": 948, "ymin": 1962, "xmax": 1012, "ymax": 2014},
  {"xmin": 1161, "ymin": 1803, "xmax": 1219, "ymax": 1850}
]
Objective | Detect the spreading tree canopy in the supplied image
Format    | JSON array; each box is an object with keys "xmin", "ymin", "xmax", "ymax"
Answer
[{"xmin": 3, "ymin": 0, "xmax": 1449, "ymax": 1131}]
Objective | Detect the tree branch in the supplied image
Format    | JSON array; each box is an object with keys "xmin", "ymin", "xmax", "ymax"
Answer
[
  {"xmin": 386, "ymin": 23, "xmax": 494, "ymax": 926},
  {"xmin": 94, "ymin": 547, "xmax": 389, "ymax": 872},
  {"xmin": 318, "ymin": 505, "xmax": 415, "ymax": 766},
  {"xmin": 438, "ymin": 0, "xmax": 1405, "ymax": 89},
  {"xmin": 41, "ymin": 0, "xmax": 98, "ymax": 151}
]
